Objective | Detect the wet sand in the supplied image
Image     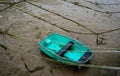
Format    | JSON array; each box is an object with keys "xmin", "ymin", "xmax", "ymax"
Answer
[{"xmin": 0, "ymin": 0, "xmax": 120, "ymax": 76}]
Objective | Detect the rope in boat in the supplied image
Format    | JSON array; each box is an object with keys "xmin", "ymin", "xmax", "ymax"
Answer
[{"xmin": 0, "ymin": 34, "xmax": 119, "ymax": 70}]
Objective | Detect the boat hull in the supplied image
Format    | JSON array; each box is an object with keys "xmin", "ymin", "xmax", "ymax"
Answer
[{"xmin": 38, "ymin": 33, "xmax": 93, "ymax": 64}]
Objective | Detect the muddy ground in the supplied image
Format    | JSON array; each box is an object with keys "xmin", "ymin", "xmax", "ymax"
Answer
[{"xmin": 0, "ymin": 0, "xmax": 120, "ymax": 76}]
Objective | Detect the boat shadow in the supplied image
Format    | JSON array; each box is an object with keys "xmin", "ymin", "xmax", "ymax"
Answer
[{"xmin": 40, "ymin": 51, "xmax": 91, "ymax": 73}]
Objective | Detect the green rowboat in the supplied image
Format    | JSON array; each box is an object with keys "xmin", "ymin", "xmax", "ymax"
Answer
[{"xmin": 38, "ymin": 33, "xmax": 93, "ymax": 64}]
